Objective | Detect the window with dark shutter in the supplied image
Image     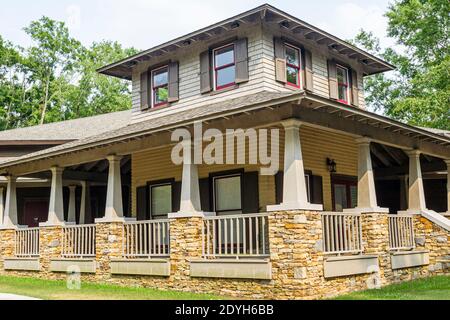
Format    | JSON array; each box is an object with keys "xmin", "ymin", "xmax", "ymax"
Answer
[
  {"xmin": 242, "ymin": 171, "xmax": 259, "ymax": 214},
  {"xmin": 168, "ymin": 61, "xmax": 179, "ymax": 103},
  {"xmin": 200, "ymin": 50, "xmax": 212, "ymax": 94},
  {"xmin": 140, "ymin": 71, "xmax": 150, "ymax": 111},
  {"xmin": 199, "ymin": 178, "xmax": 212, "ymax": 212},
  {"xmin": 328, "ymin": 60, "xmax": 338, "ymax": 100},
  {"xmin": 274, "ymin": 37, "xmax": 287, "ymax": 83},
  {"xmin": 304, "ymin": 49, "xmax": 313, "ymax": 91},
  {"xmin": 235, "ymin": 38, "xmax": 249, "ymax": 84},
  {"xmin": 172, "ymin": 181, "xmax": 181, "ymax": 213},
  {"xmin": 310, "ymin": 175, "xmax": 324, "ymax": 205},
  {"xmin": 350, "ymin": 69, "xmax": 359, "ymax": 107},
  {"xmin": 136, "ymin": 186, "xmax": 148, "ymax": 221}
]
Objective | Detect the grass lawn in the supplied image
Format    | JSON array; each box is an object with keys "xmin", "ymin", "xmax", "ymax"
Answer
[
  {"xmin": 0, "ymin": 275, "xmax": 225, "ymax": 300},
  {"xmin": 335, "ymin": 276, "xmax": 450, "ymax": 300}
]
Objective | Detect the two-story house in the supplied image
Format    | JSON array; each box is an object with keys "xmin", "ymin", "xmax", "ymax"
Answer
[{"xmin": 0, "ymin": 4, "xmax": 448, "ymax": 299}]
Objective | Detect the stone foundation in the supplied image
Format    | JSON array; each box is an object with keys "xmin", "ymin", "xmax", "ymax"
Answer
[{"xmin": 0, "ymin": 212, "xmax": 448, "ymax": 300}]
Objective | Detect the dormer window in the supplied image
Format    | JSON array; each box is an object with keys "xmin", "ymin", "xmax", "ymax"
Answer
[
  {"xmin": 285, "ymin": 44, "xmax": 301, "ymax": 88},
  {"xmin": 152, "ymin": 66, "xmax": 169, "ymax": 108},
  {"xmin": 336, "ymin": 65, "xmax": 350, "ymax": 104},
  {"xmin": 213, "ymin": 44, "xmax": 236, "ymax": 90}
]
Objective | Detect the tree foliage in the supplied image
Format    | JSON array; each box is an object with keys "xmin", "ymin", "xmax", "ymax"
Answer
[
  {"xmin": 354, "ymin": 0, "xmax": 449, "ymax": 130},
  {"xmin": 0, "ymin": 17, "xmax": 137, "ymax": 130}
]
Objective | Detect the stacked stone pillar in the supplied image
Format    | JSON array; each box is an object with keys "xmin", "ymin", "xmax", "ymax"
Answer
[
  {"xmin": 361, "ymin": 213, "xmax": 391, "ymax": 285},
  {"xmin": 39, "ymin": 226, "xmax": 63, "ymax": 276},
  {"xmin": 169, "ymin": 217, "xmax": 203, "ymax": 281},
  {"xmin": 95, "ymin": 222, "xmax": 124, "ymax": 281}
]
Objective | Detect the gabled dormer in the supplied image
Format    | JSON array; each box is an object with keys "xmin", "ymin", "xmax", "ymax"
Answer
[{"xmin": 98, "ymin": 4, "xmax": 394, "ymax": 124}]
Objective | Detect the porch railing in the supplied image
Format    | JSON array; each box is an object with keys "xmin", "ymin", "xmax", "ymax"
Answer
[
  {"xmin": 15, "ymin": 228, "xmax": 40, "ymax": 257},
  {"xmin": 202, "ymin": 213, "xmax": 270, "ymax": 259},
  {"xmin": 388, "ymin": 214, "xmax": 415, "ymax": 251},
  {"xmin": 123, "ymin": 220, "xmax": 170, "ymax": 258},
  {"xmin": 321, "ymin": 212, "xmax": 363, "ymax": 255},
  {"xmin": 61, "ymin": 224, "xmax": 96, "ymax": 258}
]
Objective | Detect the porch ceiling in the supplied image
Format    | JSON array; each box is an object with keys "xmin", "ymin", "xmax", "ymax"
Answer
[{"xmin": 0, "ymin": 91, "xmax": 448, "ymax": 176}]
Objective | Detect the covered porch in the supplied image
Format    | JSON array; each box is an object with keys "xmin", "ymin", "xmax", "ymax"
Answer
[{"xmin": 0, "ymin": 92, "xmax": 449, "ymax": 297}]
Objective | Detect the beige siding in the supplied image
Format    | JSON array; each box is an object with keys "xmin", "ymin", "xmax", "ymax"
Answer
[
  {"xmin": 131, "ymin": 25, "xmax": 276, "ymax": 124},
  {"xmin": 311, "ymin": 52, "xmax": 330, "ymax": 98},
  {"xmin": 131, "ymin": 24, "xmax": 369, "ymax": 124},
  {"xmin": 131, "ymin": 125, "xmax": 358, "ymax": 216}
]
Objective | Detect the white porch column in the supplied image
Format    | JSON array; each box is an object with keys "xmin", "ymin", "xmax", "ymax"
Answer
[
  {"xmin": 399, "ymin": 150, "xmax": 427, "ymax": 214},
  {"xmin": 0, "ymin": 186, "xmax": 4, "ymax": 226},
  {"xmin": 79, "ymin": 181, "xmax": 90, "ymax": 224},
  {"xmin": 268, "ymin": 119, "xmax": 323, "ymax": 212},
  {"xmin": 1, "ymin": 176, "xmax": 18, "ymax": 229},
  {"xmin": 41, "ymin": 167, "xmax": 66, "ymax": 227},
  {"xmin": 169, "ymin": 140, "xmax": 212, "ymax": 218},
  {"xmin": 444, "ymin": 160, "xmax": 450, "ymax": 216},
  {"xmin": 96, "ymin": 155, "xmax": 129, "ymax": 223},
  {"xmin": 67, "ymin": 185, "xmax": 77, "ymax": 223},
  {"xmin": 345, "ymin": 138, "xmax": 388, "ymax": 213}
]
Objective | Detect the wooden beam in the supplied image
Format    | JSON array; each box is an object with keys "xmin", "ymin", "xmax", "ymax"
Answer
[
  {"xmin": 370, "ymin": 144, "xmax": 391, "ymax": 167},
  {"xmin": 374, "ymin": 160, "xmax": 446, "ymax": 176}
]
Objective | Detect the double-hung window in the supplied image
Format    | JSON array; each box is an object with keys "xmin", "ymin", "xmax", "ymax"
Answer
[
  {"xmin": 336, "ymin": 65, "xmax": 350, "ymax": 104},
  {"xmin": 285, "ymin": 44, "xmax": 301, "ymax": 88},
  {"xmin": 149, "ymin": 183, "xmax": 172, "ymax": 219},
  {"xmin": 213, "ymin": 44, "xmax": 236, "ymax": 90},
  {"xmin": 213, "ymin": 174, "xmax": 242, "ymax": 216},
  {"xmin": 151, "ymin": 66, "xmax": 169, "ymax": 108}
]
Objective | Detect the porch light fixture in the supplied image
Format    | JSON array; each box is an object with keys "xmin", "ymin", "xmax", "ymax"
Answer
[{"xmin": 327, "ymin": 158, "xmax": 337, "ymax": 173}]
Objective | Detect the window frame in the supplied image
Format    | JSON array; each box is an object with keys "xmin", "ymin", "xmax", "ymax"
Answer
[
  {"xmin": 213, "ymin": 43, "xmax": 236, "ymax": 91},
  {"xmin": 212, "ymin": 173, "xmax": 243, "ymax": 216},
  {"xmin": 151, "ymin": 65, "xmax": 169, "ymax": 109},
  {"xmin": 284, "ymin": 43, "xmax": 302, "ymax": 89},
  {"xmin": 331, "ymin": 175, "xmax": 357, "ymax": 211},
  {"xmin": 148, "ymin": 181, "xmax": 173, "ymax": 220},
  {"xmin": 336, "ymin": 64, "xmax": 350, "ymax": 105}
]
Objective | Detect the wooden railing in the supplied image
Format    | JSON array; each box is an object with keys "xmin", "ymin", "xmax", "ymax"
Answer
[
  {"xmin": 388, "ymin": 214, "xmax": 415, "ymax": 251},
  {"xmin": 15, "ymin": 228, "xmax": 39, "ymax": 257},
  {"xmin": 61, "ymin": 225, "xmax": 96, "ymax": 258},
  {"xmin": 321, "ymin": 212, "xmax": 363, "ymax": 255},
  {"xmin": 202, "ymin": 213, "xmax": 270, "ymax": 258},
  {"xmin": 123, "ymin": 220, "xmax": 170, "ymax": 258}
]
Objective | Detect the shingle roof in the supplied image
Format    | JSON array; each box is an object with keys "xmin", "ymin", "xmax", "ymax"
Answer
[
  {"xmin": 0, "ymin": 91, "xmax": 299, "ymax": 168},
  {"xmin": 0, "ymin": 110, "xmax": 131, "ymax": 143},
  {"xmin": 420, "ymin": 127, "xmax": 450, "ymax": 138}
]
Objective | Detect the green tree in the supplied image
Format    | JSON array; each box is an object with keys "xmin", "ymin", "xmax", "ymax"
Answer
[
  {"xmin": 24, "ymin": 17, "xmax": 82, "ymax": 125},
  {"xmin": 354, "ymin": 0, "xmax": 450, "ymax": 130}
]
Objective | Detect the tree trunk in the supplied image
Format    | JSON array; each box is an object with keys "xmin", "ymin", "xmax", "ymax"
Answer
[{"xmin": 40, "ymin": 76, "xmax": 50, "ymax": 125}]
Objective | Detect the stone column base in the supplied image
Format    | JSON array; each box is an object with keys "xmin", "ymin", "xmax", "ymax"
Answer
[
  {"xmin": 39, "ymin": 226, "xmax": 63, "ymax": 275},
  {"xmin": 95, "ymin": 222, "xmax": 124, "ymax": 280}
]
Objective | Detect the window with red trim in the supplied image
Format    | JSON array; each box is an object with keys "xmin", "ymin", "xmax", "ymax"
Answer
[
  {"xmin": 213, "ymin": 44, "xmax": 235, "ymax": 90},
  {"xmin": 337, "ymin": 65, "xmax": 350, "ymax": 104},
  {"xmin": 152, "ymin": 66, "xmax": 169, "ymax": 108},
  {"xmin": 285, "ymin": 44, "xmax": 301, "ymax": 88}
]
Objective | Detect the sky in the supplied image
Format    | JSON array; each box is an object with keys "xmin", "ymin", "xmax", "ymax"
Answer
[{"xmin": 0, "ymin": 0, "xmax": 396, "ymax": 51}]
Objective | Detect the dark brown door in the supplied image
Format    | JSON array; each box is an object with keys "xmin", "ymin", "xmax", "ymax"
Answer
[{"xmin": 23, "ymin": 200, "xmax": 49, "ymax": 227}]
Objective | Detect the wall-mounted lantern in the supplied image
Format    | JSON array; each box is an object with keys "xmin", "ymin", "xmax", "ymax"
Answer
[{"xmin": 327, "ymin": 158, "xmax": 337, "ymax": 173}]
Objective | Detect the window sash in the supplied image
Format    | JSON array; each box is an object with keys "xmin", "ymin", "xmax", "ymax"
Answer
[
  {"xmin": 149, "ymin": 183, "xmax": 172, "ymax": 218},
  {"xmin": 213, "ymin": 174, "xmax": 242, "ymax": 215},
  {"xmin": 336, "ymin": 65, "xmax": 350, "ymax": 104},
  {"xmin": 213, "ymin": 44, "xmax": 236, "ymax": 90},
  {"xmin": 151, "ymin": 66, "xmax": 169, "ymax": 108},
  {"xmin": 285, "ymin": 44, "xmax": 301, "ymax": 88}
]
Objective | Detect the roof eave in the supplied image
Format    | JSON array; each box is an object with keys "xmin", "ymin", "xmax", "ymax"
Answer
[{"xmin": 97, "ymin": 4, "xmax": 395, "ymax": 80}]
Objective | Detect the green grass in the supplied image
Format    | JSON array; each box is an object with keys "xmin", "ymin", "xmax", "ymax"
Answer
[
  {"xmin": 334, "ymin": 276, "xmax": 450, "ymax": 300},
  {"xmin": 0, "ymin": 275, "xmax": 226, "ymax": 300}
]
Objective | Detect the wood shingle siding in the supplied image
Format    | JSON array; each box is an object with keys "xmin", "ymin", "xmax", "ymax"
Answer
[{"xmin": 130, "ymin": 24, "xmax": 366, "ymax": 124}]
